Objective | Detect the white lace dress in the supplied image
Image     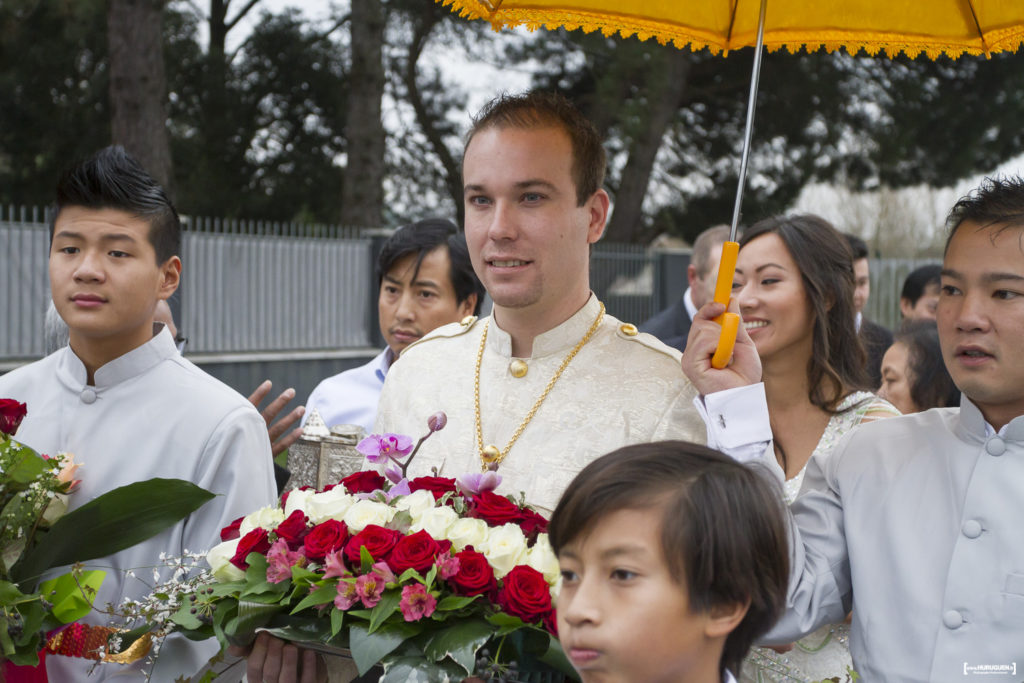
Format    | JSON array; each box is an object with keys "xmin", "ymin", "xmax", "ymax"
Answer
[{"xmin": 742, "ymin": 392, "xmax": 899, "ymax": 683}]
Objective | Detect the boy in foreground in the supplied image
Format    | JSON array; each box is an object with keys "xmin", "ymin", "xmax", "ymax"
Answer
[{"xmin": 548, "ymin": 441, "xmax": 789, "ymax": 683}]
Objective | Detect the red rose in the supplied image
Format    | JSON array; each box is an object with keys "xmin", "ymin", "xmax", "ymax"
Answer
[
  {"xmin": 344, "ymin": 524, "xmax": 401, "ymax": 565},
  {"xmin": 447, "ymin": 548, "xmax": 497, "ymax": 597},
  {"xmin": 517, "ymin": 507, "xmax": 549, "ymax": 540},
  {"xmin": 274, "ymin": 510, "xmax": 310, "ymax": 550},
  {"xmin": 0, "ymin": 399, "xmax": 28, "ymax": 436},
  {"xmin": 220, "ymin": 516, "xmax": 244, "ymax": 541},
  {"xmin": 230, "ymin": 528, "xmax": 271, "ymax": 569},
  {"xmin": 469, "ymin": 490, "xmax": 524, "ymax": 526},
  {"xmin": 302, "ymin": 519, "xmax": 349, "ymax": 561},
  {"xmin": 341, "ymin": 471, "xmax": 386, "ymax": 494},
  {"xmin": 388, "ymin": 530, "xmax": 442, "ymax": 574},
  {"xmin": 497, "ymin": 565, "xmax": 552, "ymax": 624},
  {"xmin": 408, "ymin": 476, "xmax": 458, "ymax": 500}
]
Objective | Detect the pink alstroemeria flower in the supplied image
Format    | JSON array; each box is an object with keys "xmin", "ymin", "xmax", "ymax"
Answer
[
  {"xmin": 434, "ymin": 551, "xmax": 460, "ymax": 580},
  {"xmin": 456, "ymin": 471, "xmax": 502, "ymax": 497},
  {"xmin": 370, "ymin": 561, "xmax": 397, "ymax": 584},
  {"xmin": 355, "ymin": 573, "xmax": 386, "ymax": 608},
  {"xmin": 399, "ymin": 584, "xmax": 437, "ymax": 622},
  {"xmin": 322, "ymin": 549, "xmax": 347, "ymax": 580},
  {"xmin": 356, "ymin": 434, "xmax": 413, "ymax": 464},
  {"xmin": 335, "ymin": 580, "xmax": 359, "ymax": 610},
  {"xmin": 266, "ymin": 539, "xmax": 306, "ymax": 584}
]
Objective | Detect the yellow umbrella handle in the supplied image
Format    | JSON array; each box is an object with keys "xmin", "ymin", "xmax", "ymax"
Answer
[{"xmin": 711, "ymin": 241, "xmax": 740, "ymax": 369}]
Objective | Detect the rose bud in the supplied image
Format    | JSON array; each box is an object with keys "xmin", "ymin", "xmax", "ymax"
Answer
[{"xmin": 427, "ymin": 412, "xmax": 447, "ymax": 432}]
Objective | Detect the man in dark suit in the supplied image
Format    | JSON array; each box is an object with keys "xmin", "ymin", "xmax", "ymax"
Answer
[
  {"xmin": 640, "ymin": 225, "xmax": 730, "ymax": 352},
  {"xmin": 844, "ymin": 233, "xmax": 892, "ymax": 388}
]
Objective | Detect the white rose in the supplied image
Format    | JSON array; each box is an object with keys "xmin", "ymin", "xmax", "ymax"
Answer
[
  {"xmin": 445, "ymin": 517, "xmax": 489, "ymax": 552},
  {"xmin": 525, "ymin": 534, "xmax": 560, "ymax": 586},
  {"xmin": 410, "ymin": 505, "xmax": 459, "ymax": 540},
  {"xmin": 479, "ymin": 523, "xmax": 528, "ymax": 579},
  {"xmin": 206, "ymin": 539, "xmax": 245, "ymax": 582},
  {"xmin": 343, "ymin": 500, "xmax": 396, "ymax": 532},
  {"xmin": 305, "ymin": 489, "xmax": 356, "ymax": 524},
  {"xmin": 284, "ymin": 489, "xmax": 315, "ymax": 518},
  {"xmin": 393, "ymin": 489, "xmax": 436, "ymax": 523},
  {"xmin": 239, "ymin": 506, "xmax": 286, "ymax": 535}
]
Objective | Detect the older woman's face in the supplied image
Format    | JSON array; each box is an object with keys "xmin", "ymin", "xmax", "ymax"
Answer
[{"xmin": 878, "ymin": 341, "xmax": 917, "ymax": 414}]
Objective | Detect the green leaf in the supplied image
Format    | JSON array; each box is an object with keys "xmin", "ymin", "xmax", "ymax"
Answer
[
  {"xmin": 7, "ymin": 445, "xmax": 48, "ymax": 485},
  {"xmin": 367, "ymin": 588, "xmax": 401, "ymax": 634},
  {"xmin": 487, "ymin": 611, "xmax": 527, "ymax": 636},
  {"xmin": 397, "ymin": 567, "xmax": 423, "ymax": 584},
  {"xmin": 12, "ymin": 478, "xmax": 214, "ymax": 585},
  {"xmin": 170, "ymin": 598, "xmax": 206, "ymax": 631},
  {"xmin": 422, "ymin": 618, "xmax": 495, "ymax": 674},
  {"xmin": 537, "ymin": 632, "xmax": 579, "ymax": 678},
  {"xmin": 38, "ymin": 569, "xmax": 105, "ymax": 623},
  {"xmin": 291, "ymin": 582, "xmax": 337, "ymax": 614},
  {"xmin": 381, "ymin": 656, "xmax": 466, "ymax": 682},
  {"xmin": 224, "ymin": 599, "xmax": 284, "ymax": 641},
  {"xmin": 330, "ymin": 607, "xmax": 344, "ymax": 637},
  {"xmin": 424, "ymin": 565, "xmax": 437, "ymax": 588},
  {"xmin": 349, "ymin": 621, "xmax": 422, "ymax": 675},
  {"xmin": 359, "ymin": 546, "xmax": 373, "ymax": 573},
  {"xmin": 435, "ymin": 594, "xmax": 480, "ymax": 612}
]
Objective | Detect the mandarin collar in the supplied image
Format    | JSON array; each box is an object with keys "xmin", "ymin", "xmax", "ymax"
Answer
[
  {"xmin": 57, "ymin": 324, "xmax": 179, "ymax": 390},
  {"xmin": 957, "ymin": 394, "xmax": 1024, "ymax": 442},
  {"xmin": 486, "ymin": 294, "xmax": 601, "ymax": 359}
]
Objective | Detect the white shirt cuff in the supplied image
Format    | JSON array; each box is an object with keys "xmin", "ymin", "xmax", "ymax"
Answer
[{"xmin": 693, "ymin": 383, "xmax": 772, "ymax": 462}]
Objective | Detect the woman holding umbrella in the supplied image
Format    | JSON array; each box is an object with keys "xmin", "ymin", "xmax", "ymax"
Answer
[{"xmin": 731, "ymin": 214, "xmax": 899, "ymax": 682}]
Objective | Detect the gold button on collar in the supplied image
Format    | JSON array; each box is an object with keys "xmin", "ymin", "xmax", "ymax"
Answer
[
  {"xmin": 620, "ymin": 323, "xmax": 639, "ymax": 336},
  {"xmin": 509, "ymin": 359, "xmax": 528, "ymax": 378},
  {"xmin": 461, "ymin": 315, "xmax": 477, "ymax": 326}
]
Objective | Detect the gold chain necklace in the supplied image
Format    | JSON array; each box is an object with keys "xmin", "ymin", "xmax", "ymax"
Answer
[{"xmin": 474, "ymin": 302, "xmax": 605, "ymax": 471}]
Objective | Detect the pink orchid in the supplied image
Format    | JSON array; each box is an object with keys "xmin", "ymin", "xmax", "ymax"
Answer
[
  {"xmin": 456, "ymin": 471, "xmax": 502, "ymax": 497},
  {"xmin": 399, "ymin": 584, "xmax": 437, "ymax": 622},
  {"xmin": 384, "ymin": 462, "xmax": 404, "ymax": 484},
  {"xmin": 335, "ymin": 580, "xmax": 360, "ymax": 610},
  {"xmin": 266, "ymin": 539, "xmax": 306, "ymax": 584},
  {"xmin": 434, "ymin": 551, "xmax": 460, "ymax": 580},
  {"xmin": 355, "ymin": 573, "xmax": 386, "ymax": 608},
  {"xmin": 356, "ymin": 434, "xmax": 413, "ymax": 464},
  {"xmin": 322, "ymin": 550, "xmax": 348, "ymax": 580}
]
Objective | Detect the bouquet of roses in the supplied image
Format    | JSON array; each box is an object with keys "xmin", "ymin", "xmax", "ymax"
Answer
[
  {"xmin": 0, "ymin": 398, "xmax": 213, "ymax": 669},
  {"xmin": 171, "ymin": 412, "xmax": 575, "ymax": 682}
]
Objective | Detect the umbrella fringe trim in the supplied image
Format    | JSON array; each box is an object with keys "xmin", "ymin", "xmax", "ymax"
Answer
[{"xmin": 436, "ymin": 0, "xmax": 1024, "ymax": 60}]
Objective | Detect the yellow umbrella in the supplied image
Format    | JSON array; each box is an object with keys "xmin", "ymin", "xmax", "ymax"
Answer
[
  {"xmin": 438, "ymin": 0, "xmax": 1024, "ymax": 366},
  {"xmin": 439, "ymin": 1, "xmax": 1024, "ymax": 58}
]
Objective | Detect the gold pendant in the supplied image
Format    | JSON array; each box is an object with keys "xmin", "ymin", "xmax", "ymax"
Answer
[
  {"xmin": 481, "ymin": 444, "xmax": 501, "ymax": 463},
  {"xmin": 509, "ymin": 359, "xmax": 528, "ymax": 378}
]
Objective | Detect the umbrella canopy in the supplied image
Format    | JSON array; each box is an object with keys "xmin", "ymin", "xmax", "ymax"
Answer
[{"xmin": 439, "ymin": 0, "xmax": 1024, "ymax": 58}]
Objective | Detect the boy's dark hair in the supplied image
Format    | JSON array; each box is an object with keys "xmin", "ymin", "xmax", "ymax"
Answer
[
  {"xmin": 894, "ymin": 321, "xmax": 960, "ymax": 411},
  {"xmin": 900, "ymin": 264, "xmax": 942, "ymax": 307},
  {"xmin": 52, "ymin": 146, "xmax": 181, "ymax": 264},
  {"xmin": 549, "ymin": 441, "xmax": 789, "ymax": 679},
  {"xmin": 842, "ymin": 232, "xmax": 869, "ymax": 260},
  {"xmin": 944, "ymin": 176, "xmax": 1024, "ymax": 252},
  {"xmin": 464, "ymin": 91, "xmax": 606, "ymax": 206},
  {"xmin": 376, "ymin": 218, "xmax": 484, "ymax": 315}
]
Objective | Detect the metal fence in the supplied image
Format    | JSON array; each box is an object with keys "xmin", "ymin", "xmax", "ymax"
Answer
[{"xmin": 0, "ymin": 204, "xmax": 935, "ymax": 364}]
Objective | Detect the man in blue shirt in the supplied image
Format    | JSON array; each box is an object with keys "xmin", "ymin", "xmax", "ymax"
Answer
[{"xmin": 304, "ymin": 218, "xmax": 484, "ymax": 433}]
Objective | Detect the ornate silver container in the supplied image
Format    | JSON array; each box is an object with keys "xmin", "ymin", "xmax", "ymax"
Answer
[{"xmin": 285, "ymin": 409, "xmax": 366, "ymax": 491}]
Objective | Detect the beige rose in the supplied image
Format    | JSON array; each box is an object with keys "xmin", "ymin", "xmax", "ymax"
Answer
[
  {"xmin": 411, "ymin": 505, "xmax": 460, "ymax": 540},
  {"xmin": 525, "ymin": 534, "xmax": 560, "ymax": 586},
  {"xmin": 479, "ymin": 523, "xmax": 528, "ymax": 579},
  {"xmin": 206, "ymin": 539, "xmax": 246, "ymax": 582},
  {"xmin": 239, "ymin": 506, "xmax": 286, "ymax": 535},
  {"xmin": 284, "ymin": 489, "xmax": 315, "ymax": 517},
  {"xmin": 305, "ymin": 489, "xmax": 356, "ymax": 524},
  {"xmin": 393, "ymin": 489, "xmax": 436, "ymax": 522},
  {"xmin": 445, "ymin": 517, "xmax": 489, "ymax": 552},
  {"xmin": 343, "ymin": 500, "xmax": 396, "ymax": 532}
]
